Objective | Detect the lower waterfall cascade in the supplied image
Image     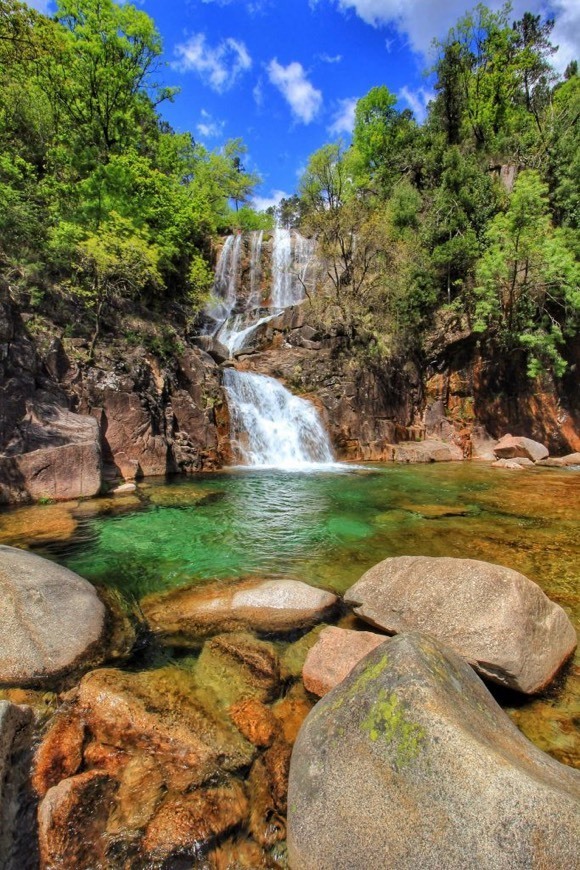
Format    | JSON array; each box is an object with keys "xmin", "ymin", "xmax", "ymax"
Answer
[{"xmin": 223, "ymin": 368, "xmax": 336, "ymax": 469}]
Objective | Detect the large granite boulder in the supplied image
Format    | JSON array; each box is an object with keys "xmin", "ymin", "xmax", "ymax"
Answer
[
  {"xmin": 344, "ymin": 556, "xmax": 576, "ymax": 694},
  {"xmin": 393, "ymin": 440, "xmax": 463, "ymax": 463},
  {"xmin": 287, "ymin": 634, "xmax": 580, "ymax": 870},
  {"xmin": 0, "ymin": 546, "xmax": 106, "ymax": 687},
  {"xmin": 494, "ymin": 433, "xmax": 549, "ymax": 462},
  {"xmin": 302, "ymin": 626, "xmax": 387, "ymax": 697},
  {"xmin": 0, "ymin": 401, "xmax": 101, "ymax": 503},
  {"xmin": 142, "ymin": 577, "xmax": 338, "ymax": 645}
]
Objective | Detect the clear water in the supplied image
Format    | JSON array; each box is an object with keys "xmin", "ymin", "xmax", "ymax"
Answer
[{"xmin": 0, "ymin": 462, "xmax": 578, "ymax": 766}]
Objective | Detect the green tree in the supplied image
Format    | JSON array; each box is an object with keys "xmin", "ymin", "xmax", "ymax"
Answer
[{"xmin": 474, "ymin": 171, "xmax": 580, "ymax": 376}]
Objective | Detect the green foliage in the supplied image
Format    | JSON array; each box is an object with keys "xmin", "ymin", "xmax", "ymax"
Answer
[
  {"xmin": 0, "ymin": 0, "xmax": 264, "ymax": 351},
  {"xmin": 474, "ymin": 171, "xmax": 580, "ymax": 375}
]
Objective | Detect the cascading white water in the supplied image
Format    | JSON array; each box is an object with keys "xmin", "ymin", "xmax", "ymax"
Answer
[
  {"xmin": 249, "ymin": 230, "xmax": 264, "ymax": 307},
  {"xmin": 224, "ymin": 369, "xmax": 335, "ymax": 469},
  {"xmin": 206, "ymin": 233, "xmax": 243, "ymax": 327},
  {"xmin": 271, "ymin": 227, "xmax": 294, "ymax": 308}
]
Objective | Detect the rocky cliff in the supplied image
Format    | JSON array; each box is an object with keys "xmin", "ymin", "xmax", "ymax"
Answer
[{"xmin": 1, "ymin": 280, "xmax": 579, "ymax": 504}]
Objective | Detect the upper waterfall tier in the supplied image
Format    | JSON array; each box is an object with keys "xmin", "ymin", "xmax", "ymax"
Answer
[
  {"xmin": 223, "ymin": 369, "xmax": 335, "ymax": 469},
  {"xmin": 205, "ymin": 228, "xmax": 317, "ymax": 351}
]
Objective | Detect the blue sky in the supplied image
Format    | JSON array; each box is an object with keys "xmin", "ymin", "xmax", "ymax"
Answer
[{"xmin": 26, "ymin": 1, "xmax": 580, "ymax": 208}]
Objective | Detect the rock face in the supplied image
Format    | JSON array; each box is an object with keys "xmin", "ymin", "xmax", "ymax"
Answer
[
  {"xmin": 142, "ymin": 577, "xmax": 338, "ymax": 644},
  {"xmin": 0, "ymin": 401, "xmax": 101, "ymax": 503},
  {"xmin": 344, "ymin": 556, "xmax": 577, "ymax": 694},
  {"xmin": 494, "ymin": 433, "xmax": 549, "ymax": 462},
  {"xmin": 287, "ymin": 633, "xmax": 580, "ymax": 870},
  {"xmin": 0, "ymin": 702, "xmax": 34, "ymax": 866},
  {"xmin": 302, "ymin": 626, "xmax": 388, "ymax": 697},
  {"xmin": 0, "ymin": 546, "xmax": 106, "ymax": 686}
]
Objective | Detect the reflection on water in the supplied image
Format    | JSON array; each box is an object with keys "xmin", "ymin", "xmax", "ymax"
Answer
[{"xmin": 0, "ymin": 462, "xmax": 578, "ymax": 766}]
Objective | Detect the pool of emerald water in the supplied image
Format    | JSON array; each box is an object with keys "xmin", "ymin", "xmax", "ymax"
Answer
[{"xmin": 1, "ymin": 461, "xmax": 578, "ymax": 767}]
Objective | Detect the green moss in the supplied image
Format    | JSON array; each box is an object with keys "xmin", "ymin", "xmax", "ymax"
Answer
[
  {"xmin": 326, "ymin": 654, "xmax": 390, "ymax": 714},
  {"xmin": 361, "ymin": 688, "xmax": 425, "ymax": 769}
]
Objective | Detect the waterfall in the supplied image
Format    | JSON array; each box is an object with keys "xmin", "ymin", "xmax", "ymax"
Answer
[
  {"xmin": 249, "ymin": 230, "xmax": 264, "ymax": 307},
  {"xmin": 206, "ymin": 233, "xmax": 243, "ymax": 328},
  {"xmin": 224, "ymin": 369, "xmax": 335, "ymax": 469}
]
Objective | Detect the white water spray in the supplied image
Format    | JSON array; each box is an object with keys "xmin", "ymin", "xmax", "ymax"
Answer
[{"xmin": 224, "ymin": 369, "xmax": 335, "ymax": 469}]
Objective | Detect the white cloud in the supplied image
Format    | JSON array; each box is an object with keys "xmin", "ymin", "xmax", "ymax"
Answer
[
  {"xmin": 267, "ymin": 59, "xmax": 323, "ymax": 124},
  {"xmin": 253, "ymin": 189, "xmax": 289, "ymax": 212},
  {"xmin": 196, "ymin": 109, "xmax": 225, "ymax": 140},
  {"xmin": 319, "ymin": 53, "xmax": 343, "ymax": 64},
  {"xmin": 328, "ymin": 96, "xmax": 358, "ymax": 135},
  {"xmin": 332, "ymin": 0, "xmax": 579, "ymax": 70},
  {"xmin": 172, "ymin": 33, "xmax": 252, "ymax": 92},
  {"xmin": 398, "ymin": 85, "xmax": 434, "ymax": 122},
  {"xmin": 253, "ymin": 77, "xmax": 264, "ymax": 107},
  {"xmin": 200, "ymin": 0, "xmax": 270, "ymax": 10}
]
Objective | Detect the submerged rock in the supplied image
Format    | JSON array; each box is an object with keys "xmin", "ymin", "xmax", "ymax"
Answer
[
  {"xmin": 287, "ymin": 633, "xmax": 580, "ymax": 870},
  {"xmin": 494, "ymin": 433, "xmax": 549, "ymax": 462},
  {"xmin": 344, "ymin": 555, "xmax": 576, "ymax": 694},
  {"xmin": 0, "ymin": 546, "xmax": 106, "ymax": 687},
  {"xmin": 302, "ymin": 626, "xmax": 387, "ymax": 697},
  {"xmin": 76, "ymin": 667, "xmax": 255, "ymax": 783},
  {"xmin": 491, "ymin": 458, "xmax": 527, "ymax": 470},
  {"xmin": 142, "ymin": 780, "xmax": 249, "ymax": 862},
  {"xmin": 196, "ymin": 632, "xmax": 280, "ymax": 707},
  {"xmin": 38, "ymin": 771, "xmax": 117, "ymax": 870},
  {"xmin": 142, "ymin": 577, "xmax": 338, "ymax": 644}
]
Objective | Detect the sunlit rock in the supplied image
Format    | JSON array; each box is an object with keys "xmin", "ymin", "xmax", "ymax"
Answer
[{"xmin": 344, "ymin": 555, "xmax": 577, "ymax": 694}]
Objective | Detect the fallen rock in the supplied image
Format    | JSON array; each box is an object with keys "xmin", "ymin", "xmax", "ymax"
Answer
[
  {"xmin": 469, "ymin": 425, "xmax": 496, "ymax": 460},
  {"xmin": 142, "ymin": 781, "xmax": 248, "ymax": 862},
  {"xmin": 38, "ymin": 771, "xmax": 117, "ymax": 870},
  {"xmin": 0, "ymin": 701, "xmax": 34, "ymax": 865},
  {"xmin": 536, "ymin": 457, "xmax": 566, "ymax": 467},
  {"xmin": 142, "ymin": 577, "xmax": 338, "ymax": 644},
  {"xmin": 344, "ymin": 555, "xmax": 577, "ymax": 694},
  {"xmin": 393, "ymin": 440, "xmax": 463, "ymax": 463},
  {"xmin": 562, "ymin": 452, "xmax": 580, "ymax": 466},
  {"xmin": 0, "ymin": 546, "xmax": 106, "ymax": 687},
  {"xmin": 302, "ymin": 626, "xmax": 387, "ymax": 697},
  {"xmin": 287, "ymin": 633, "xmax": 580, "ymax": 870},
  {"xmin": 494, "ymin": 434, "xmax": 549, "ymax": 462}
]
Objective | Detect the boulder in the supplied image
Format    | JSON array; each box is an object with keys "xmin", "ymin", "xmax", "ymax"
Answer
[
  {"xmin": 344, "ymin": 556, "xmax": 576, "ymax": 694},
  {"xmin": 562, "ymin": 452, "xmax": 580, "ymax": 466},
  {"xmin": 142, "ymin": 577, "xmax": 338, "ymax": 644},
  {"xmin": 0, "ymin": 702, "xmax": 34, "ymax": 864},
  {"xmin": 0, "ymin": 546, "xmax": 106, "ymax": 686},
  {"xmin": 494, "ymin": 434, "xmax": 549, "ymax": 462},
  {"xmin": 393, "ymin": 440, "xmax": 463, "ymax": 463},
  {"xmin": 302, "ymin": 626, "xmax": 388, "ymax": 697},
  {"xmin": 536, "ymin": 457, "xmax": 566, "ymax": 467},
  {"xmin": 0, "ymin": 402, "xmax": 101, "ymax": 503},
  {"xmin": 287, "ymin": 634, "xmax": 580, "ymax": 870},
  {"xmin": 469, "ymin": 425, "xmax": 496, "ymax": 460}
]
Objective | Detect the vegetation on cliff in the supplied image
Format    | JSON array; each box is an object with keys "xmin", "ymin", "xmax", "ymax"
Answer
[{"xmin": 292, "ymin": 4, "xmax": 579, "ymax": 378}]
